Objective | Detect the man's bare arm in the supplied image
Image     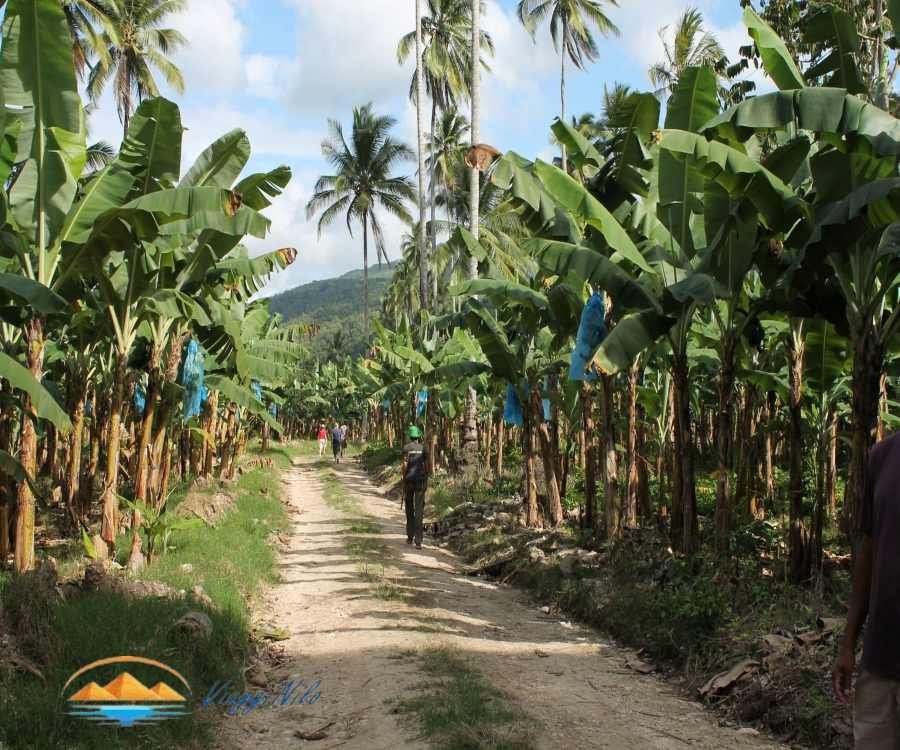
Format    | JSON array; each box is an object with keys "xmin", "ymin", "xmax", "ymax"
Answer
[{"xmin": 832, "ymin": 536, "xmax": 874, "ymax": 704}]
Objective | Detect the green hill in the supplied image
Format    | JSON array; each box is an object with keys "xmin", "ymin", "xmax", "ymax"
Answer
[{"xmin": 265, "ymin": 263, "xmax": 396, "ymax": 359}]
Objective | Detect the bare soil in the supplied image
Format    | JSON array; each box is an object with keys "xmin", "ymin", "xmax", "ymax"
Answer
[{"xmin": 215, "ymin": 458, "xmax": 787, "ymax": 750}]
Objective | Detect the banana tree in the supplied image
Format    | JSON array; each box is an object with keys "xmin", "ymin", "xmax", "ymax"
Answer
[{"xmin": 696, "ymin": 13, "xmax": 900, "ymax": 538}]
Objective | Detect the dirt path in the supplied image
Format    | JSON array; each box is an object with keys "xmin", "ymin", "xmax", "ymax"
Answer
[{"xmin": 217, "ymin": 458, "xmax": 786, "ymax": 750}]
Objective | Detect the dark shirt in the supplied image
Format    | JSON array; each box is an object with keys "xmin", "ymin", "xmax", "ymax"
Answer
[
  {"xmin": 331, "ymin": 427, "xmax": 342, "ymax": 444},
  {"xmin": 402, "ymin": 441, "xmax": 428, "ymax": 485},
  {"xmin": 860, "ymin": 432, "xmax": 900, "ymax": 681}
]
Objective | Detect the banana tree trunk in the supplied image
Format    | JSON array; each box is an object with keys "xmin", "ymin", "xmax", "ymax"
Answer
[
  {"xmin": 601, "ymin": 374, "xmax": 621, "ymax": 541},
  {"xmin": 826, "ymin": 418, "xmax": 838, "ymax": 518},
  {"xmin": 671, "ymin": 351, "xmax": 697, "ymax": 553},
  {"xmin": 581, "ymin": 382, "xmax": 597, "ymax": 531},
  {"xmin": 220, "ymin": 407, "xmax": 238, "ymax": 480},
  {"xmin": 80, "ymin": 391, "xmax": 100, "ymax": 517},
  {"xmin": 714, "ymin": 334, "xmax": 737, "ymax": 554},
  {"xmin": 530, "ymin": 386, "xmax": 563, "ymax": 526},
  {"xmin": 64, "ymin": 377, "xmax": 88, "ymax": 527},
  {"xmin": 788, "ymin": 321, "xmax": 809, "ymax": 584},
  {"xmin": 202, "ymin": 391, "xmax": 219, "ymax": 478},
  {"xmin": 133, "ymin": 368, "xmax": 159, "ymax": 503},
  {"xmin": 483, "ymin": 410, "xmax": 493, "ymax": 475},
  {"xmin": 843, "ymin": 324, "xmax": 883, "ymax": 536},
  {"xmin": 764, "ymin": 390, "xmax": 775, "ymax": 509},
  {"xmin": 522, "ymin": 400, "xmax": 539, "ymax": 527},
  {"xmin": 495, "ymin": 416, "xmax": 504, "ymax": 478},
  {"xmin": 0, "ymin": 385, "xmax": 14, "ymax": 561},
  {"xmin": 100, "ymin": 350, "xmax": 128, "ymax": 552},
  {"xmin": 625, "ymin": 362, "xmax": 642, "ymax": 528},
  {"xmin": 13, "ymin": 317, "xmax": 44, "ymax": 571}
]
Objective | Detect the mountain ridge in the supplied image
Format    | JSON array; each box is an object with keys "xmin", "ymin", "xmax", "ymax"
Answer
[{"xmin": 265, "ymin": 262, "xmax": 397, "ymax": 359}]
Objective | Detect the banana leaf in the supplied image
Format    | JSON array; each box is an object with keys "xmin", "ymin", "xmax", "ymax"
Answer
[
  {"xmin": 0, "ymin": 351, "xmax": 71, "ymax": 431},
  {"xmin": 743, "ymin": 7, "xmax": 806, "ymax": 90},
  {"xmin": 180, "ymin": 128, "xmax": 250, "ymax": 189}
]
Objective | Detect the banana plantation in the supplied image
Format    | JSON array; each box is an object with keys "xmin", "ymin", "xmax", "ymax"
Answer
[
  {"xmin": 2, "ymin": 0, "xmax": 900, "ymax": 747},
  {"xmin": 0, "ymin": 0, "xmax": 303, "ymax": 574},
  {"xmin": 311, "ymin": 8, "xmax": 900, "ymax": 587}
]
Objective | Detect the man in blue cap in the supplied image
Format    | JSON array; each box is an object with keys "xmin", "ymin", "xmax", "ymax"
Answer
[{"xmin": 402, "ymin": 425, "xmax": 429, "ymax": 549}]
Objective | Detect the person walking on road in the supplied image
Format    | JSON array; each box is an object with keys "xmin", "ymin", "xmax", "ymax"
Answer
[
  {"xmin": 340, "ymin": 423, "xmax": 349, "ymax": 458},
  {"xmin": 402, "ymin": 425, "xmax": 429, "ymax": 549},
  {"xmin": 317, "ymin": 423, "xmax": 327, "ymax": 457},
  {"xmin": 832, "ymin": 432, "xmax": 900, "ymax": 748},
  {"xmin": 331, "ymin": 422, "xmax": 343, "ymax": 463}
]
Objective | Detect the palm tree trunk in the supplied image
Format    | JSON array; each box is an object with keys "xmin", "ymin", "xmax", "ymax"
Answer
[
  {"xmin": 874, "ymin": 0, "xmax": 888, "ymax": 109},
  {"xmin": 559, "ymin": 16, "xmax": 568, "ymax": 174},
  {"xmin": 13, "ymin": 317, "xmax": 44, "ymax": 572},
  {"xmin": 429, "ymin": 101, "xmax": 439, "ymax": 301},
  {"xmin": 461, "ymin": 0, "xmax": 482, "ymax": 470},
  {"xmin": 415, "ymin": 0, "xmax": 429, "ymax": 312},
  {"xmin": 363, "ymin": 213, "xmax": 370, "ymax": 338}
]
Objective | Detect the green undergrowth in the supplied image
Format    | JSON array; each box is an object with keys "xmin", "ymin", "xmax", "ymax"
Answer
[
  {"xmin": 0, "ymin": 442, "xmax": 297, "ymax": 750},
  {"xmin": 396, "ymin": 647, "xmax": 537, "ymax": 750},
  {"xmin": 360, "ymin": 442, "xmax": 402, "ymax": 471}
]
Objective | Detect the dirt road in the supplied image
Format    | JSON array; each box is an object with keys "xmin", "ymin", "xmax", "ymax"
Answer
[{"xmin": 217, "ymin": 458, "xmax": 785, "ymax": 750}]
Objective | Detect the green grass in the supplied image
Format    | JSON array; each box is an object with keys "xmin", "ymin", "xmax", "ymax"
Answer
[
  {"xmin": 397, "ymin": 648, "xmax": 536, "ymax": 750},
  {"xmin": 0, "ymin": 443, "xmax": 294, "ymax": 750}
]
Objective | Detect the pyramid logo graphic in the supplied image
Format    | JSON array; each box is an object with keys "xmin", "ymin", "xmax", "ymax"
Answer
[{"xmin": 64, "ymin": 657, "xmax": 191, "ymax": 727}]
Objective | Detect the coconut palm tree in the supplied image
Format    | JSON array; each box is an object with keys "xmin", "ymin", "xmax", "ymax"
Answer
[
  {"xmin": 426, "ymin": 111, "xmax": 469, "ymax": 240},
  {"xmin": 415, "ymin": 0, "xmax": 429, "ymax": 312},
  {"xmin": 459, "ymin": 0, "xmax": 485, "ymax": 468},
  {"xmin": 86, "ymin": 0, "xmax": 187, "ymax": 133},
  {"xmin": 648, "ymin": 8, "xmax": 724, "ymax": 97},
  {"xmin": 398, "ymin": 0, "xmax": 494, "ymax": 305},
  {"xmin": 517, "ymin": 0, "xmax": 620, "ymax": 173},
  {"xmin": 306, "ymin": 104, "xmax": 416, "ymax": 337}
]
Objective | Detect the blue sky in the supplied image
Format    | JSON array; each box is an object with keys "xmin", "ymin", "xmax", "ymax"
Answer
[{"xmin": 87, "ymin": 0, "xmax": 766, "ymax": 295}]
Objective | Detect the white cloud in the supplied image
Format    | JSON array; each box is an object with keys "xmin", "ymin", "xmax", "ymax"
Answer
[
  {"xmin": 170, "ymin": 0, "xmax": 247, "ymax": 93},
  {"xmin": 282, "ymin": 0, "xmax": 414, "ymax": 116}
]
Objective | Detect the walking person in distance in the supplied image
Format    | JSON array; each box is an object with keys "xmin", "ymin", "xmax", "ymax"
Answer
[
  {"xmin": 317, "ymin": 423, "xmax": 327, "ymax": 457},
  {"xmin": 402, "ymin": 426, "xmax": 429, "ymax": 549},
  {"xmin": 331, "ymin": 422, "xmax": 343, "ymax": 463}
]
